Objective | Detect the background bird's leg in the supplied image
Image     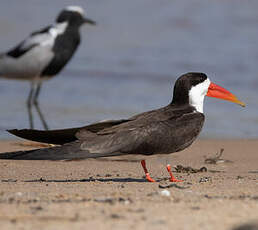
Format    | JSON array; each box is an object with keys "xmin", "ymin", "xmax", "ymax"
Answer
[
  {"xmin": 33, "ymin": 82, "xmax": 49, "ymax": 130},
  {"xmin": 26, "ymin": 82, "xmax": 35, "ymax": 129},
  {"xmin": 141, "ymin": 160, "xmax": 155, "ymax": 182},
  {"xmin": 166, "ymin": 164, "xmax": 183, "ymax": 182}
]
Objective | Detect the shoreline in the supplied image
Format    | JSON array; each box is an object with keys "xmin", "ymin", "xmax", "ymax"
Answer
[{"xmin": 0, "ymin": 139, "xmax": 257, "ymax": 230}]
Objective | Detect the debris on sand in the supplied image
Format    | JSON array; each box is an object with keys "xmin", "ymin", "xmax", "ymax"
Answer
[
  {"xmin": 236, "ymin": 175, "xmax": 244, "ymax": 180},
  {"xmin": 248, "ymin": 170, "xmax": 258, "ymax": 174},
  {"xmin": 159, "ymin": 183, "xmax": 190, "ymax": 190},
  {"xmin": 204, "ymin": 194, "xmax": 258, "ymax": 201},
  {"xmin": 160, "ymin": 190, "xmax": 171, "ymax": 197},
  {"xmin": 199, "ymin": 177, "xmax": 212, "ymax": 183},
  {"xmin": 94, "ymin": 197, "xmax": 132, "ymax": 205},
  {"xmin": 1, "ymin": 179, "xmax": 17, "ymax": 182},
  {"xmin": 110, "ymin": 213, "xmax": 124, "ymax": 219},
  {"xmin": 94, "ymin": 197, "xmax": 115, "ymax": 204},
  {"xmin": 30, "ymin": 206, "xmax": 43, "ymax": 213},
  {"xmin": 174, "ymin": 165, "xmax": 207, "ymax": 173},
  {"xmin": 204, "ymin": 148, "xmax": 233, "ymax": 164},
  {"xmin": 146, "ymin": 190, "xmax": 171, "ymax": 198}
]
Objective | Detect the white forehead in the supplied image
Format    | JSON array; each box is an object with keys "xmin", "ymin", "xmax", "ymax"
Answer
[
  {"xmin": 65, "ymin": 6, "xmax": 85, "ymax": 15},
  {"xmin": 190, "ymin": 78, "xmax": 210, "ymax": 95}
]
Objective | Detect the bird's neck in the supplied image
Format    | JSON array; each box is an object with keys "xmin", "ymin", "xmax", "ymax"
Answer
[
  {"xmin": 189, "ymin": 95, "xmax": 204, "ymax": 113},
  {"xmin": 170, "ymin": 95, "xmax": 204, "ymax": 114}
]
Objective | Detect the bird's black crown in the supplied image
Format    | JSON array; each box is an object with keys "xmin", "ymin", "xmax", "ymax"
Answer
[
  {"xmin": 171, "ymin": 72, "xmax": 208, "ymax": 105},
  {"xmin": 56, "ymin": 10, "xmax": 85, "ymax": 26}
]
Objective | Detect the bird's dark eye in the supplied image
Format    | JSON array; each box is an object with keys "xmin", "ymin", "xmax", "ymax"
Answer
[{"xmin": 190, "ymin": 73, "xmax": 207, "ymax": 87}]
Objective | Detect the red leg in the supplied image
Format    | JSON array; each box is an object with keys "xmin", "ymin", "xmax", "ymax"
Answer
[
  {"xmin": 141, "ymin": 160, "xmax": 155, "ymax": 182},
  {"xmin": 166, "ymin": 164, "xmax": 183, "ymax": 182}
]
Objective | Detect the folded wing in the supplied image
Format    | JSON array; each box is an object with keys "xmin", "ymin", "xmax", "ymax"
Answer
[{"xmin": 7, "ymin": 119, "xmax": 131, "ymax": 145}]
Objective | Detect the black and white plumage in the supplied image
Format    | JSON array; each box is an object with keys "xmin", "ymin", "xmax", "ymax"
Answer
[
  {"xmin": 0, "ymin": 6, "xmax": 96, "ymax": 130},
  {"xmin": 0, "ymin": 73, "xmax": 245, "ymax": 182}
]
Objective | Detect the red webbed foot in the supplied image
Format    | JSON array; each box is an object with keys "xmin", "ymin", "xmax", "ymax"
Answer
[{"xmin": 167, "ymin": 164, "xmax": 183, "ymax": 182}]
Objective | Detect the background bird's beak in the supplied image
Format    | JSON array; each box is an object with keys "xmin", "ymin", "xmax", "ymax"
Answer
[
  {"xmin": 206, "ymin": 82, "xmax": 245, "ymax": 107},
  {"xmin": 83, "ymin": 17, "xmax": 96, "ymax": 25}
]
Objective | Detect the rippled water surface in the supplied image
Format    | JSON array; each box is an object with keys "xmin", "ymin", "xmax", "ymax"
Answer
[{"xmin": 0, "ymin": 0, "xmax": 257, "ymax": 139}]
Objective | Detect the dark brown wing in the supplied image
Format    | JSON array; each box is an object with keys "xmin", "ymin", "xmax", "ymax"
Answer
[
  {"xmin": 80, "ymin": 111, "xmax": 204, "ymax": 156},
  {"xmin": 1, "ymin": 108, "xmax": 204, "ymax": 160},
  {"xmin": 7, "ymin": 104, "xmax": 185, "ymax": 145},
  {"xmin": 8, "ymin": 128, "xmax": 81, "ymax": 145},
  {"xmin": 7, "ymin": 119, "xmax": 131, "ymax": 145},
  {"xmin": 97, "ymin": 105, "xmax": 194, "ymax": 135}
]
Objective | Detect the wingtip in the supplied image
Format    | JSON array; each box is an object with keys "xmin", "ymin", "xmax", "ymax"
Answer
[
  {"xmin": 7, "ymin": 129, "xmax": 18, "ymax": 134},
  {"xmin": 7, "ymin": 129, "xmax": 26, "ymax": 134},
  {"xmin": 7, "ymin": 128, "xmax": 35, "ymax": 138}
]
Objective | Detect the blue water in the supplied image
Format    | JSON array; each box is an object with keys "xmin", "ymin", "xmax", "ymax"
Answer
[{"xmin": 0, "ymin": 0, "xmax": 257, "ymax": 139}]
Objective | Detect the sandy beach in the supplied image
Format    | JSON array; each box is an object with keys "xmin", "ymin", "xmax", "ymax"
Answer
[{"xmin": 0, "ymin": 139, "xmax": 257, "ymax": 230}]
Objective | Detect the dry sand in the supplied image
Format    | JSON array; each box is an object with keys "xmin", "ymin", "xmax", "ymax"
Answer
[{"xmin": 0, "ymin": 139, "xmax": 257, "ymax": 230}]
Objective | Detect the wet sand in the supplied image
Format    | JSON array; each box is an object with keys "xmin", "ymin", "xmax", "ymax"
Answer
[{"xmin": 0, "ymin": 139, "xmax": 257, "ymax": 230}]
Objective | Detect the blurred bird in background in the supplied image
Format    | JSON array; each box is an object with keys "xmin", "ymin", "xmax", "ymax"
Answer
[{"xmin": 0, "ymin": 6, "xmax": 96, "ymax": 130}]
